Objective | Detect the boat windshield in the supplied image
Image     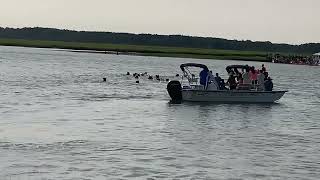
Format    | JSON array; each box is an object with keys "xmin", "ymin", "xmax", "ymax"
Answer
[{"xmin": 180, "ymin": 63, "xmax": 211, "ymax": 89}]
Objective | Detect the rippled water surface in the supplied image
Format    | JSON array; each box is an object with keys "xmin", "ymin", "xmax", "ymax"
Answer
[{"xmin": 0, "ymin": 46, "xmax": 319, "ymax": 179}]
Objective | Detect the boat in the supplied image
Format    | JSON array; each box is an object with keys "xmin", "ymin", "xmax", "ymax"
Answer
[
  {"xmin": 313, "ymin": 53, "xmax": 320, "ymax": 66},
  {"xmin": 167, "ymin": 63, "xmax": 287, "ymax": 103}
]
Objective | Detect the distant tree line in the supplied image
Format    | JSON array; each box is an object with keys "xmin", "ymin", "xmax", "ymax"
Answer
[{"xmin": 0, "ymin": 27, "xmax": 319, "ymax": 54}]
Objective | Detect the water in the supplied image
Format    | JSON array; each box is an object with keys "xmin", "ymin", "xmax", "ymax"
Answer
[{"xmin": 0, "ymin": 46, "xmax": 319, "ymax": 180}]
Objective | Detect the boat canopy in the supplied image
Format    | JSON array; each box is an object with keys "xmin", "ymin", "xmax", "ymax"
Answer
[
  {"xmin": 180, "ymin": 63, "xmax": 209, "ymax": 72},
  {"xmin": 226, "ymin": 65, "xmax": 250, "ymax": 73}
]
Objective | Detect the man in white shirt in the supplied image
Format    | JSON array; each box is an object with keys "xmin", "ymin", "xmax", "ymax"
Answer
[
  {"xmin": 207, "ymin": 71, "xmax": 219, "ymax": 90},
  {"xmin": 242, "ymin": 69, "xmax": 251, "ymax": 85},
  {"xmin": 257, "ymin": 70, "xmax": 266, "ymax": 91}
]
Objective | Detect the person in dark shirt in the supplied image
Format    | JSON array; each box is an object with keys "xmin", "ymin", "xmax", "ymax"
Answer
[
  {"xmin": 215, "ymin": 73, "xmax": 224, "ymax": 90},
  {"xmin": 264, "ymin": 77, "xmax": 273, "ymax": 91},
  {"xmin": 227, "ymin": 73, "xmax": 237, "ymax": 90},
  {"xmin": 261, "ymin": 64, "xmax": 266, "ymax": 72},
  {"xmin": 263, "ymin": 71, "xmax": 269, "ymax": 80}
]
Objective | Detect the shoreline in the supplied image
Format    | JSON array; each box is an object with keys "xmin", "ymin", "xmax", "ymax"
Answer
[
  {"xmin": 0, "ymin": 38, "xmax": 270, "ymax": 62},
  {"xmin": 64, "ymin": 49, "xmax": 269, "ymax": 62}
]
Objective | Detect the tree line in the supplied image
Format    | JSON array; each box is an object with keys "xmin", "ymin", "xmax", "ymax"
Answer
[{"xmin": 0, "ymin": 27, "xmax": 319, "ymax": 54}]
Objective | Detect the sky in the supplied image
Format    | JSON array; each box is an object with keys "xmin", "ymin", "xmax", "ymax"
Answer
[{"xmin": 0, "ymin": 0, "xmax": 319, "ymax": 44}]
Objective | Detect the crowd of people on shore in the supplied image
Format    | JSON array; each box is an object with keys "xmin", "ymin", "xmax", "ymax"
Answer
[
  {"xmin": 270, "ymin": 54, "xmax": 319, "ymax": 66},
  {"xmin": 200, "ymin": 64, "xmax": 273, "ymax": 91}
]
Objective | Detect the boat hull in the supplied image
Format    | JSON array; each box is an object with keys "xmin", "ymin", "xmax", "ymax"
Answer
[{"xmin": 182, "ymin": 90, "xmax": 287, "ymax": 103}]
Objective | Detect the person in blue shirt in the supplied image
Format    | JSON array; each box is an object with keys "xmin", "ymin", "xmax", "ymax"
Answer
[{"xmin": 199, "ymin": 69, "xmax": 208, "ymax": 86}]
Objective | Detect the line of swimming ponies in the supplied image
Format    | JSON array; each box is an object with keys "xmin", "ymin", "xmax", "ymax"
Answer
[{"xmin": 102, "ymin": 72, "xmax": 180, "ymax": 83}]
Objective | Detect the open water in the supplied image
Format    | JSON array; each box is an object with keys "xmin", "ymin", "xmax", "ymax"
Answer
[{"xmin": 0, "ymin": 46, "xmax": 319, "ymax": 180}]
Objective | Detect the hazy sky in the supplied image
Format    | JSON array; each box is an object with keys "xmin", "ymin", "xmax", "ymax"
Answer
[{"xmin": 0, "ymin": 0, "xmax": 319, "ymax": 44}]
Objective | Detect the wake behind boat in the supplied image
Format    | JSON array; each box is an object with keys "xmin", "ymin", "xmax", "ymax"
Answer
[{"xmin": 167, "ymin": 63, "xmax": 287, "ymax": 103}]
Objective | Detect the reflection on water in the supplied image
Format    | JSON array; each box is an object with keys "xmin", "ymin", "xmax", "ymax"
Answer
[{"xmin": 0, "ymin": 46, "xmax": 319, "ymax": 179}]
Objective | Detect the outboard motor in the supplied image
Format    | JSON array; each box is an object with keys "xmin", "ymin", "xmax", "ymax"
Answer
[{"xmin": 167, "ymin": 80, "xmax": 182, "ymax": 103}]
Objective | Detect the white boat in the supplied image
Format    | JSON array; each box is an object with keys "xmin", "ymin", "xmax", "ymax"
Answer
[
  {"xmin": 167, "ymin": 63, "xmax": 287, "ymax": 103},
  {"xmin": 312, "ymin": 53, "xmax": 320, "ymax": 66}
]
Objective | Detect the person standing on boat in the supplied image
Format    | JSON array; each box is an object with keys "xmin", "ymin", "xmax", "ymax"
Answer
[
  {"xmin": 215, "ymin": 73, "xmax": 224, "ymax": 90},
  {"xmin": 242, "ymin": 69, "xmax": 250, "ymax": 84},
  {"xmin": 208, "ymin": 71, "xmax": 215, "ymax": 81},
  {"xmin": 234, "ymin": 68, "xmax": 242, "ymax": 82},
  {"xmin": 227, "ymin": 73, "xmax": 237, "ymax": 90},
  {"xmin": 208, "ymin": 71, "xmax": 218, "ymax": 85},
  {"xmin": 263, "ymin": 71, "xmax": 269, "ymax": 80},
  {"xmin": 207, "ymin": 70, "xmax": 219, "ymax": 90},
  {"xmin": 249, "ymin": 66, "xmax": 258, "ymax": 86},
  {"xmin": 199, "ymin": 69, "xmax": 209, "ymax": 86},
  {"xmin": 264, "ymin": 77, "xmax": 273, "ymax": 91},
  {"xmin": 261, "ymin": 64, "xmax": 266, "ymax": 72},
  {"xmin": 257, "ymin": 70, "xmax": 265, "ymax": 91}
]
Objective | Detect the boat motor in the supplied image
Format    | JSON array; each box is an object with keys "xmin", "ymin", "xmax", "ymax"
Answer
[{"xmin": 167, "ymin": 80, "xmax": 182, "ymax": 102}]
